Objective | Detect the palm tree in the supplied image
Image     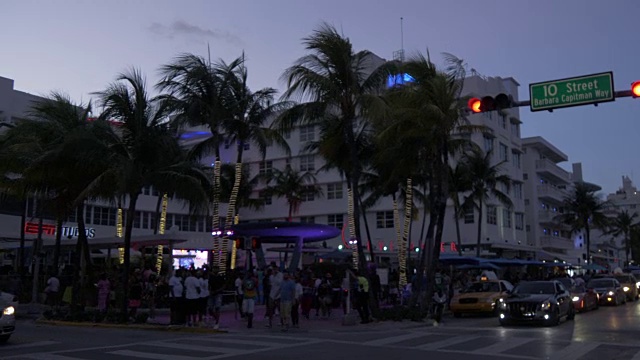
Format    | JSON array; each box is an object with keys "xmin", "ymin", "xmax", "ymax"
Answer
[
  {"xmin": 278, "ymin": 23, "xmax": 391, "ymax": 271},
  {"xmin": 449, "ymin": 163, "xmax": 472, "ymax": 255},
  {"xmin": 93, "ymin": 69, "xmax": 210, "ymax": 317},
  {"xmin": 556, "ymin": 182, "xmax": 609, "ymax": 264},
  {"xmin": 461, "ymin": 149, "xmax": 513, "ymax": 257},
  {"xmin": 261, "ymin": 163, "xmax": 321, "ymax": 222},
  {"xmin": 605, "ymin": 210, "xmax": 638, "ymax": 265}
]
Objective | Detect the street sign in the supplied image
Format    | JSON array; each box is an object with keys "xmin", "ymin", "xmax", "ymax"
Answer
[{"xmin": 529, "ymin": 72, "xmax": 615, "ymax": 112}]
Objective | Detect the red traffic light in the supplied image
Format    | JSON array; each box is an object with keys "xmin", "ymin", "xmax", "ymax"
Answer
[
  {"xmin": 632, "ymin": 81, "xmax": 640, "ymax": 98},
  {"xmin": 468, "ymin": 98, "xmax": 482, "ymax": 113}
]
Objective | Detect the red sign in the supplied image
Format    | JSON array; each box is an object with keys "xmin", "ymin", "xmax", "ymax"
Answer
[
  {"xmin": 24, "ymin": 222, "xmax": 56, "ymax": 236},
  {"xmin": 440, "ymin": 242, "xmax": 458, "ymax": 253}
]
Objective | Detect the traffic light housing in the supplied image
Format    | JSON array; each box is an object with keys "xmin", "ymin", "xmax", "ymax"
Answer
[
  {"xmin": 235, "ymin": 238, "xmax": 245, "ymax": 250},
  {"xmin": 467, "ymin": 93, "xmax": 515, "ymax": 113},
  {"xmin": 251, "ymin": 237, "xmax": 261, "ymax": 250},
  {"xmin": 632, "ymin": 81, "xmax": 640, "ymax": 98}
]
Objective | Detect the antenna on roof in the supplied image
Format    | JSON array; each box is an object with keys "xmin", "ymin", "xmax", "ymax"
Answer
[{"xmin": 393, "ymin": 17, "xmax": 405, "ymax": 62}]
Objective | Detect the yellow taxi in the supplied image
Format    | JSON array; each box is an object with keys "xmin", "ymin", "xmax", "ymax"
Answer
[{"xmin": 451, "ymin": 278, "xmax": 514, "ymax": 317}]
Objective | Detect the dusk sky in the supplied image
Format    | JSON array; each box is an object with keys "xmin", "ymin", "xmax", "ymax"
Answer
[{"xmin": 1, "ymin": 0, "xmax": 638, "ymax": 194}]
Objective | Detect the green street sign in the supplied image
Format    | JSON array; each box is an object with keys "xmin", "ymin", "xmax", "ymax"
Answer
[{"xmin": 529, "ymin": 72, "xmax": 615, "ymax": 112}]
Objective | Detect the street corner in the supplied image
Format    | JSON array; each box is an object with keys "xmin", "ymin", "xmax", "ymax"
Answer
[{"xmin": 34, "ymin": 318, "xmax": 227, "ymax": 334}]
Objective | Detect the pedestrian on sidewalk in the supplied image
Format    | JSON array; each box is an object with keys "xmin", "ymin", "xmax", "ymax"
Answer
[
  {"xmin": 168, "ymin": 269, "xmax": 185, "ymax": 325},
  {"xmin": 128, "ymin": 270, "xmax": 143, "ymax": 322},
  {"xmin": 234, "ymin": 271, "xmax": 245, "ymax": 318},
  {"xmin": 242, "ymin": 270, "xmax": 258, "ymax": 328},
  {"xmin": 266, "ymin": 265, "xmax": 283, "ymax": 328},
  {"xmin": 292, "ymin": 275, "xmax": 303, "ymax": 328},
  {"xmin": 96, "ymin": 273, "xmax": 110, "ymax": 313},
  {"xmin": 208, "ymin": 268, "xmax": 225, "ymax": 329},
  {"xmin": 184, "ymin": 269, "xmax": 202, "ymax": 327},
  {"xmin": 280, "ymin": 272, "xmax": 296, "ymax": 332},
  {"xmin": 197, "ymin": 270, "xmax": 209, "ymax": 326},
  {"xmin": 44, "ymin": 272, "xmax": 60, "ymax": 309}
]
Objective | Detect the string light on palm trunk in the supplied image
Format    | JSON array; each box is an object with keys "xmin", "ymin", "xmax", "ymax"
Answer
[
  {"xmin": 212, "ymin": 161, "xmax": 221, "ymax": 268},
  {"xmin": 393, "ymin": 198, "xmax": 405, "ymax": 287},
  {"xmin": 400, "ymin": 178, "xmax": 412, "ymax": 287},
  {"xmin": 116, "ymin": 208, "xmax": 124, "ymax": 264},
  {"xmin": 156, "ymin": 193, "xmax": 168, "ymax": 274},
  {"xmin": 220, "ymin": 163, "xmax": 242, "ymax": 273},
  {"xmin": 347, "ymin": 187, "xmax": 358, "ymax": 269}
]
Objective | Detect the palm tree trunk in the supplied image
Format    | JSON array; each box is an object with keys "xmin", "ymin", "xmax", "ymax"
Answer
[
  {"xmin": 53, "ymin": 218, "xmax": 63, "ymax": 274},
  {"xmin": 476, "ymin": 201, "xmax": 483, "ymax": 258},
  {"xmin": 358, "ymin": 197, "xmax": 375, "ymax": 263},
  {"xmin": 70, "ymin": 205, "xmax": 84, "ymax": 314},
  {"xmin": 212, "ymin": 160, "xmax": 221, "ymax": 269},
  {"xmin": 18, "ymin": 198, "xmax": 27, "ymax": 278},
  {"xmin": 221, "ymin": 161, "xmax": 243, "ymax": 272},
  {"xmin": 122, "ymin": 193, "xmax": 139, "ymax": 319},
  {"xmin": 31, "ymin": 210, "xmax": 44, "ymax": 304},
  {"xmin": 626, "ymin": 233, "xmax": 631, "ymax": 266},
  {"xmin": 454, "ymin": 205, "xmax": 463, "ymax": 256},
  {"xmin": 585, "ymin": 222, "xmax": 591, "ymax": 264}
]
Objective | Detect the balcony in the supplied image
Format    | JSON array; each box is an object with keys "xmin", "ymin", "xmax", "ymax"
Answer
[
  {"xmin": 537, "ymin": 184, "xmax": 567, "ymax": 202},
  {"xmin": 538, "ymin": 210, "xmax": 558, "ymax": 224},
  {"xmin": 540, "ymin": 236, "xmax": 574, "ymax": 250},
  {"xmin": 535, "ymin": 159, "xmax": 571, "ymax": 183}
]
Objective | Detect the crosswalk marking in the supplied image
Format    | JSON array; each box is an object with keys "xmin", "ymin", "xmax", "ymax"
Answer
[
  {"xmin": 17, "ymin": 353, "xmax": 79, "ymax": 360},
  {"xmin": 6, "ymin": 341, "xmax": 59, "ymax": 350},
  {"xmin": 548, "ymin": 342, "xmax": 601, "ymax": 360},
  {"xmin": 474, "ymin": 337, "xmax": 536, "ymax": 354},
  {"xmin": 363, "ymin": 332, "xmax": 425, "ymax": 346},
  {"xmin": 416, "ymin": 335, "xmax": 482, "ymax": 350},
  {"xmin": 150, "ymin": 341, "xmax": 247, "ymax": 355},
  {"xmin": 108, "ymin": 350, "xmax": 204, "ymax": 360},
  {"xmin": 188, "ymin": 336, "xmax": 291, "ymax": 348}
]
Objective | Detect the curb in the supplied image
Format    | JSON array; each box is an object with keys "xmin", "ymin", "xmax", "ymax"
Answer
[{"xmin": 34, "ymin": 318, "xmax": 228, "ymax": 334}]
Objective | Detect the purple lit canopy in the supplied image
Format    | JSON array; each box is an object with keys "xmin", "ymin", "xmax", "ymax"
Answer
[{"xmin": 230, "ymin": 222, "xmax": 341, "ymax": 243}]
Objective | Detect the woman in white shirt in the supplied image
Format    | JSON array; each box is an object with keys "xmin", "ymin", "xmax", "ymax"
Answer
[{"xmin": 184, "ymin": 270, "xmax": 202, "ymax": 327}]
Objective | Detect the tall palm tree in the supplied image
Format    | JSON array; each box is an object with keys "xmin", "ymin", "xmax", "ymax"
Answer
[
  {"xmin": 606, "ymin": 210, "xmax": 638, "ymax": 265},
  {"xmin": 261, "ymin": 163, "xmax": 321, "ymax": 222},
  {"xmin": 556, "ymin": 182, "xmax": 609, "ymax": 264},
  {"xmin": 93, "ymin": 69, "xmax": 210, "ymax": 316},
  {"xmin": 157, "ymin": 54, "xmax": 234, "ymax": 267},
  {"xmin": 211, "ymin": 56, "xmax": 290, "ymax": 269},
  {"xmin": 278, "ymin": 23, "xmax": 391, "ymax": 270},
  {"xmin": 449, "ymin": 163, "xmax": 472, "ymax": 255},
  {"xmin": 461, "ymin": 149, "xmax": 513, "ymax": 257}
]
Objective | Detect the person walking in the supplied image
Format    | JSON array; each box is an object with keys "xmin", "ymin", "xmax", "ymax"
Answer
[
  {"xmin": 292, "ymin": 275, "xmax": 303, "ymax": 328},
  {"xmin": 242, "ymin": 270, "xmax": 258, "ymax": 329},
  {"xmin": 197, "ymin": 271, "xmax": 209, "ymax": 326},
  {"xmin": 168, "ymin": 269, "xmax": 185, "ymax": 325},
  {"xmin": 266, "ymin": 266, "xmax": 283, "ymax": 328},
  {"xmin": 96, "ymin": 273, "xmax": 111, "ymax": 313},
  {"xmin": 44, "ymin": 272, "xmax": 60, "ymax": 308},
  {"xmin": 184, "ymin": 269, "xmax": 202, "ymax": 327},
  {"xmin": 353, "ymin": 270, "xmax": 370, "ymax": 324},
  {"xmin": 234, "ymin": 272, "xmax": 245, "ymax": 318},
  {"xmin": 279, "ymin": 272, "xmax": 296, "ymax": 332},
  {"xmin": 208, "ymin": 268, "xmax": 225, "ymax": 330}
]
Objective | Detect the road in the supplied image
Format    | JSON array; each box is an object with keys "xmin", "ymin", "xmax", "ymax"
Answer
[{"xmin": 4, "ymin": 301, "xmax": 640, "ymax": 360}]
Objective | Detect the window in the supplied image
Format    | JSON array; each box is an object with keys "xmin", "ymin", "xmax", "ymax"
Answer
[
  {"xmin": 502, "ymin": 209, "xmax": 512, "ymax": 228},
  {"xmin": 511, "ymin": 122, "xmax": 520, "ymax": 137},
  {"xmin": 151, "ymin": 187, "xmax": 159, "ymax": 196},
  {"xmin": 526, "ymin": 225, "xmax": 531, "ymax": 232},
  {"xmin": 512, "ymin": 152, "xmax": 521, "ymax": 169},
  {"xmin": 486, "ymin": 206, "xmax": 497, "ymax": 225},
  {"xmin": 100, "ymin": 207, "xmax": 110, "ymax": 226},
  {"xmin": 142, "ymin": 212, "xmax": 150, "ymax": 229},
  {"xmin": 376, "ymin": 211, "xmax": 394, "ymax": 228},
  {"xmin": 301, "ymin": 187, "xmax": 315, "ymax": 202},
  {"xmin": 327, "ymin": 183, "xmax": 343, "ymax": 199},
  {"xmin": 300, "ymin": 216, "xmax": 315, "ymax": 224},
  {"xmin": 85, "ymin": 206, "xmax": 92, "ymax": 224},
  {"xmin": 499, "ymin": 143, "xmax": 509, "ymax": 162},
  {"xmin": 142, "ymin": 186, "xmax": 151, "ymax": 196},
  {"xmin": 500, "ymin": 182, "xmax": 509, "ymax": 195},
  {"xmin": 464, "ymin": 207, "xmax": 474, "ymax": 224},
  {"xmin": 523, "ymin": 173, "xmax": 528, "ymax": 180},
  {"xmin": 300, "ymin": 155, "xmax": 315, "ymax": 171},
  {"xmin": 513, "ymin": 182, "xmax": 523, "ymax": 199},
  {"xmin": 260, "ymin": 191, "xmax": 273, "ymax": 205},
  {"xmin": 299, "ymin": 125, "xmax": 315, "ymax": 142},
  {"xmin": 483, "ymin": 136, "xmax": 494, "ymax": 153},
  {"xmin": 243, "ymin": 141, "xmax": 250, "ymax": 151},
  {"xmin": 166, "ymin": 214, "xmax": 174, "ymax": 230},
  {"xmin": 515, "ymin": 213, "xmax": 524, "ymax": 230},
  {"xmin": 259, "ymin": 161, "xmax": 273, "ymax": 176},
  {"xmin": 501, "ymin": 114, "xmax": 508, "ymax": 129},
  {"xmin": 524, "ymin": 199, "xmax": 529, "ymax": 205},
  {"xmin": 328, "ymin": 214, "xmax": 344, "ymax": 228},
  {"xmin": 93, "ymin": 206, "xmax": 102, "ymax": 225},
  {"xmin": 134, "ymin": 211, "xmax": 141, "ymax": 228}
]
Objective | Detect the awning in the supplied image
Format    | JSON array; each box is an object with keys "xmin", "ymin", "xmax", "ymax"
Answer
[
  {"xmin": 536, "ymin": 250, "xmax": 574, "ymax": 264},
  {"xmin": 438, "ymin": 254, "xmax": 483, "ymax": 265}
]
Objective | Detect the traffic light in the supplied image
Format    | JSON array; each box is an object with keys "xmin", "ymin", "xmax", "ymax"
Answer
[
  {"xmin": 632, "ymin": 81, "xmax": 640, "ymax": 98},
  {"xmin": 235, "ymin": 238, "xmax": 245, "ymax": 250},
  {"xmin": 467, "ymin": 93, "xmax": 515, "ymax": 113},
  {"xmin": 251, "ymin": 237, "xmax": 261, "ymax": 250}
]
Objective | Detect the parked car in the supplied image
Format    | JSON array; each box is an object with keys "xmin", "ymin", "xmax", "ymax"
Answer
[
  {"xmin": 451, "ymin": 279, "xmax": 513, "ymax": 317},
  {"xmin": 0, "ymin": 298, "xmax": 15, "ymax": 343},
  {"xmin": 0, "ymin": 292, "xmax": 18, "ymax": 310},
  {"xmin": 587, "ymin": 278, "xmax": 626, "ymax": 306},
  {"xmin": 556, "ymin": 277, "xmax": 599, "ymax": 312},
  {"xmin": 498, "ymin": 280, "xmax": 574, "ymax": 326}
]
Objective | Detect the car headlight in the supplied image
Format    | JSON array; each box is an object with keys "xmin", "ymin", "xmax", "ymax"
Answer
[
  {"xmin": 636, "ymin": 282, "xmax": 640, "ymax": 289},
  {"xmin": 624, "ymin": 287, "xmax": 630, "ymax": 292},
  {"xmin": 540, "ymin": 300, "xmax": 551, "ymax": 310},
  {"xmin": 499, "ymin": 301, "xmax": 507, "ymax": 309},
  {"xmin": 3, "ymin": 306, "xmax": 14, "ymax": 316},
  {"xmin": 572, "ymin": 296, "xmax": 580, "ymax": 302},
  {"xmin": 608, "ymin": 291, "xmax": 615, "ymax": 296}
]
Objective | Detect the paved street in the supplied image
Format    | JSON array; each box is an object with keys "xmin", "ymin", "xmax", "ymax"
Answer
[{"xmin": 4, "ymin": 301, "xmax": 640, "ymax": 360}]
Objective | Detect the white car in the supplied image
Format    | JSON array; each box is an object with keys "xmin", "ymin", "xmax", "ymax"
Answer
[{"xmin": 0, "ymin": 298, "xmax": 15, "ymax": 343}]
